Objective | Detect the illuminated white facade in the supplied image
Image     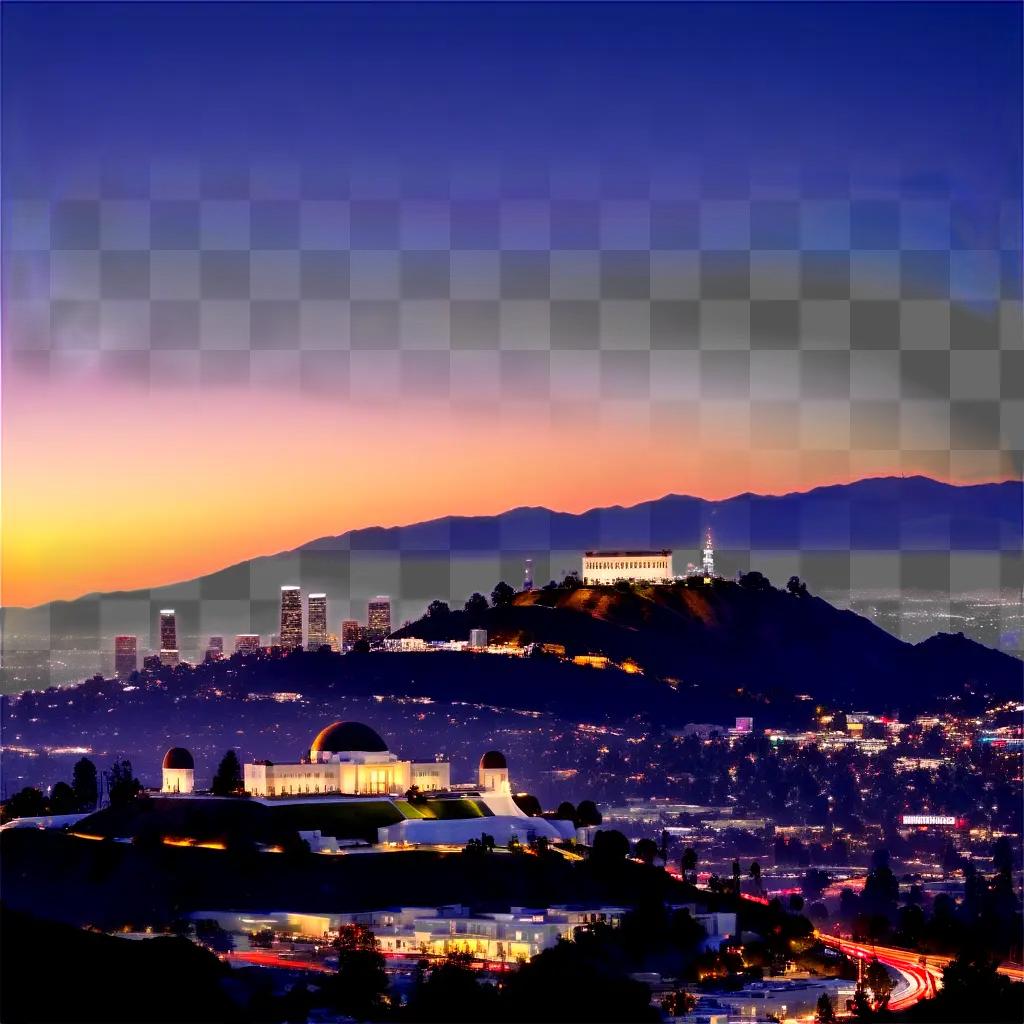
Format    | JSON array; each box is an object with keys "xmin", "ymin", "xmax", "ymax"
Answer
[
  {"xmin": 243, "ymin": 721, "xmax": 450, "ymax": 798},
  {"xmin": 162, "ymin": 747, "xmax": 195, "ymax": 793},
  {"xmin": 478, "ymin": 750, "xmax": 510, "ymax": 792},
  {"xmin": 582, "ymin": 550, "xmax": 673, "ymax": 585}
]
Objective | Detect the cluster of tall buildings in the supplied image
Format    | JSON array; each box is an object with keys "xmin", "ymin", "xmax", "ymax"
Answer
[
  {"xmin": 111, "ymin": 591, "xmax": 393, "ymax": 676},
  {"xmin": 276, "ymin": 587, "xmax": 391, "ymax": 652}
]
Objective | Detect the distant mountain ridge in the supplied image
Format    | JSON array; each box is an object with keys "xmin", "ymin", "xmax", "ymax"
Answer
[{"xmin": 298, "ymin": 476, "xmax": 1021, "ymax": 557}]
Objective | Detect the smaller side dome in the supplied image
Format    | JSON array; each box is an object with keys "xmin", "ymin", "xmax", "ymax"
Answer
[
  {"xmin": 162, "ymin": 747, "xmax": 194, "ymax": 770},
  {"xmin": 479, "ymin": 750, "xmax": 507, "ymax": 770}
]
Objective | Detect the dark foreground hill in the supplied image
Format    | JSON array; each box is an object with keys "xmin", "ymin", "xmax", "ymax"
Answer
[
  {"xmin": 395, "ymin": 577, "xmax": 1021, "ymax": 712},
  {"xmin": 0, "ymin": 904, "xmax": 237, "ymax": 1023}
]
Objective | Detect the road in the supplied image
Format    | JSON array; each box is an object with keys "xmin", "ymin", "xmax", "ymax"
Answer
[
  {"xmin": 817, "ymin": 934, "xmax": 1024, "ymax": 1011},
  {"xmin": 225, "ymin": 948, "xmax": 514, "ymax": 973},
  {"xmin": 817, "ymin": 934, "xmax": 943, "ymax": 1011}
]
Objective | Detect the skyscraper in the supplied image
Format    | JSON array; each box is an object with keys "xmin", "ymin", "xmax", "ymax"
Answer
[
  {"xmin": 279, "ymin": 586, "xmax": 303, "ymax": 649},
  {"xmin": 367, "ymin": 596, "xmax": 391, "ymax": 643},
  {"xmin": 234, "ymin": 634, "xmax": 261, "ymax": 655},
  {"xmin": 114, "ymin": 635, "xmax": 137, "ymax": 678},
  {"xmin": 308, "ymin": 593, "xmax": 328, "ymax": 650},
  {"xmin": 523, "ymin": 558, "xmax": 534, "ymax": 591},
  {"xmin": 204, "ymin": 635, "xmax": 224, "ymax": 662},
  {"xmin": 702, "ymin": 529, "xmax": 715, "ymax": 579},
  {"xmin": 341, "ymin": 619, "xmax": 361, "ymax": 650},
  {"xmin": 159, "ymin": 610, "xmax": 179, "ymax": 666}
]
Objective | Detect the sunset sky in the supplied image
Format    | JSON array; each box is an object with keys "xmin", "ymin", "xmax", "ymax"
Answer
[{"xmin": 3, "ymin": 2, "xmax": 1020, "ymax": 608}]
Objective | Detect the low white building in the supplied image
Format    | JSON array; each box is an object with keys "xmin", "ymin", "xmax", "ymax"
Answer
[
  {"xmin": 199, "ymin": 904, "xmax": 631, "ymax": 962},
  {"xmin": 582, "ymin": 550, "xmax": 673, "ymax": 585}
]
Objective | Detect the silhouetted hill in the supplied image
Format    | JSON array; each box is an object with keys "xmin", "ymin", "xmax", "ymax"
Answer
[
  {"xmin": 0, "ymin": 904, "xmax": 238, "ymax": 1023},
  {"xmin": 394, "ymin": 578, "xmax": 1021, "ymax": 711}
]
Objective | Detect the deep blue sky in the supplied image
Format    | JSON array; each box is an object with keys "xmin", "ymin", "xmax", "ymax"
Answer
[{"xmin": 4, "ymin": 2, "xmax": 1021, "ymax": 197}]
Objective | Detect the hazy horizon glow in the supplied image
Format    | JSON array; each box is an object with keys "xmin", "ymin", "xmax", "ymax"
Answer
[
  {"xmin": 2, "ymin": 2, "xmax": 1020, "ymax": 608},
  {"xmin": 4, "ymin": 362, "xmax": 1014, "ymax": 608}
]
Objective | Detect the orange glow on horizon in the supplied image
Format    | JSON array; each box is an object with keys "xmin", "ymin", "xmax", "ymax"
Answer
[{"xmin": 2, "ymin": 370, "xmax": 1013, "ymax": 608}]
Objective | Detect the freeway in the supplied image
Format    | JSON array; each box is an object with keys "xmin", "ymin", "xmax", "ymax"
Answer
[{"xmin": 817, "ymin": 934, "xmax": 943, "ymax": 1011}]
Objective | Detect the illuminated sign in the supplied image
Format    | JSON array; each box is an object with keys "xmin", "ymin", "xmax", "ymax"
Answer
[{"xmin": 900, "ymin": 815, "xmax": 957, "ymax": 826}]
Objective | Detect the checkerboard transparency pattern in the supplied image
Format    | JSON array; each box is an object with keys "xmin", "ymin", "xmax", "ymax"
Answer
[{"xmin": 2, "ymin": 156, "xmax": 1021, "ymax": 686}]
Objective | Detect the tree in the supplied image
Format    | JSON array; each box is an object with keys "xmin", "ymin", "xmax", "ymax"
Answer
[
  {"xmin": 787, "ymin": 575, "xmax": 809, "ymax": 597},
  {"xmin": 750, "ymin": 860, "xmax": 762, "ymax": 892},
  {"xmin": 681, "ymin": 847, "xmax": 698, "ymax": 884},
  {"xmin": 803, "ymin": 868, "xmax": 830, "ymax": 901},
  {"xmin": 634, "ymin": 838, "xmax": 659, "ymax": 865},
  {"xmin": 426, "ymin": 599, "xmax": 450, "ymax": 618},
  {"xmin": 211, "ymin": 750, "xmax": 243, "ymax": 796},
  {"xmin": 661, "ymin": 989, "xmax": 697, "ymax": 1017},
  {"xmin": 72, "ymin": 757, "xmax": 99, "ymax": 811},
  {"xmin": 49, "ymin": 781, "xmax": 78, "ymax": 814},
  {"xmin": 739, "ymin": 571, "xmax": 772, "ymax": 591},
  {"xmin": 555, "ymin": 801, "xmax": 577, "ymax": 821},
  {"xmin": 512, "ymin": 792, "xmax": 541, "ymax": 816},
  {"xmin": 864, "ymin": 959, "xmax": 892, "ymax": 1010},
  {"xmin": 105, "ymin": 759, "xmax": 142, "ymax": 808},
  {"xmin": 992, "ymin": 835, "xmax": 1015, "ymax": 876},
  {"xmin": 490, "ymin": 581, "xmax": 516, "ymax": 607},
  {"xmin": 405, "ymin": 784, "xmax": 427, "ymax": 804},
  {"xmin": 502, "ymin": 934, "xmax": 660, "ymax": 1023},
  {"xmin": 912, "ymin": 951, "xmax": 1024, "ymax": 1023},
  {"xmin": 402, "ymin": 950, "xmax": 500, "ymax": 1022},
  {"xmin": 1, "ymin": 787, "xmax": 48, "ymax": 823},
  {"xmin": 862, "ymin": 849, "xmax": 899, "ymax": 921},
  {"xmin": 561, "ymin": 571, "xmax": 583, "ymax": 591},
  {"xmin": 575, "ymin": 799, "xmax": 602, "ymax": 827},
  {"xmin": 332, "ymin": 924, "xmax": 389, "ymax": 1020},
  {"xmin": 815, "ymin": 992, "xmax": 836, "ymax": 1023},
  {"xmin": 463, "ymin": 593, "xmax": 489, "ymax": 618},
  {"xmin": 591, "ymin": 829, "xmax": 630, "ymax": 865}
]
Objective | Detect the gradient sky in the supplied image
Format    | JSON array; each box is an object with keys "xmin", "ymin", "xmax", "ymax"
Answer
[{"xmin": 3, "ymin": 2, "xmax": 1021, "ymax": 607}]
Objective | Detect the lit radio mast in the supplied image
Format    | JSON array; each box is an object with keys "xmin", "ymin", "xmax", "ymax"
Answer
[{"xmin": 702, "ymin": 529, "xmax": 715, "ymax": 579}]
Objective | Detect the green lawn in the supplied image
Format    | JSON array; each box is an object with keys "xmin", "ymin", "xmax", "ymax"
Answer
[{"xmin": 71, "ymin": 793, "xmax": 492, "ymax": 845}]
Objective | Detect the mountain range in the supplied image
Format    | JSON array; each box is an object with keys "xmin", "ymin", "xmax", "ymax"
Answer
[{"xmin": 1, "ymin": 475, "xmax": 1019, "ymax": 691}]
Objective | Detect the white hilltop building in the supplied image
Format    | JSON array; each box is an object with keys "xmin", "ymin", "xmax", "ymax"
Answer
[
  {"xmin": 581, "ymin": 550, "xmax": 673, "ymax": 584},
  {"xmin": 581, "ymin": 532, "xmax": 719, "ymax": 585}
]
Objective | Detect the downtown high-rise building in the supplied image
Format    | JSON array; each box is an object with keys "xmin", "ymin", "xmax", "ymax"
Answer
[
  {"xmin": 159, "ymin": 610, "xmax": 179, "ymax": 666},
  {"xmin": 307, "ymin": 594, "xmax": 328, "ymax": 650},
  {"xmin": 234, "ymin": 634, "xmax": 261, "ymax": 655},
  {"xmin": 279, "ymin": 586, "xmax": 303, "ymax": 650},
  {"xmin": 341, "ymin": 619, "xmax": 361, "ymax": 650},
  {"xmin": 114, "ymin": 635, "xmax": 138, "ymax": 678},
  {"xmin": 204, "ymin": 635, "xmax": 224, "ymax": 662},
  {"xmin": 367, "ymin": 596, "xmax": 391, "ymax": 642}
]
